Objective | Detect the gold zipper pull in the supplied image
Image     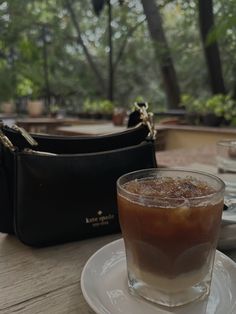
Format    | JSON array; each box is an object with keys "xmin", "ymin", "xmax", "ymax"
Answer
[
  {"xmin": 12, "ymin": 125, "xmax": 38, "ymax": 146},
  {"xmin": 23, "ymin": 148, "xmax": 57, "ymax": 156},
  {"xmin": 0, "ymin": 129, "xmax": 16, "ymax": 151}
]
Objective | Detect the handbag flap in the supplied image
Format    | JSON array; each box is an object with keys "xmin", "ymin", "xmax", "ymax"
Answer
[{"xmin": 3, "ymin": 124, "xmax": 150, "ymax": 154}]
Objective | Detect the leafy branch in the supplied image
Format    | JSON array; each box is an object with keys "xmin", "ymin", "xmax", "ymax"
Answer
[
  {"xmin": 64, "ymin": 0, "xmax": 106, "ymax": 95},
  {"xmin": 113, "ymin": 18, "xmax": 146, "ymax": 73}
]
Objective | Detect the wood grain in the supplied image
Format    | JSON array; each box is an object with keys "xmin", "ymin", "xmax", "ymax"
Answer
[
  {"xmin": 0, "ymin": 233, "xmax": 120, "ymax": 313},
  {"xmin": 2, "ymin": 283, "xmax": 94, "ymax": 314}
]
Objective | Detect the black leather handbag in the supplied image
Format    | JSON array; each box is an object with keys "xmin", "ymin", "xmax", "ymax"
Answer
[{"xmin": 0, "ymin": 105, "xmax": 157, "ymax": 247}]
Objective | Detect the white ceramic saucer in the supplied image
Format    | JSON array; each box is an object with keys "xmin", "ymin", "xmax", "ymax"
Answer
[{"xmin": 81, "ymin": 239, "xmax": 236, "ymax": 314}]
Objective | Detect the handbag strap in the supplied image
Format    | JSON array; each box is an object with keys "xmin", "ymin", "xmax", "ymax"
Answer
[{"xmin": 0, "ymin": 104, "xmax": 156, "ymax": 154}]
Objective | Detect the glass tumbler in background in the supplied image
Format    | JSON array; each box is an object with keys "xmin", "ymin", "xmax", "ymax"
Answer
[
  {"xmin": 117, "ymin": 169, "xmax": 225, "ymax": 307},
  {"xmin": 216, "ymin": 139, "xmax": 236, "ymax": 174},
  {"xmin": 216, "ymin": 140, "xmax": 236, "ymax": 206}
]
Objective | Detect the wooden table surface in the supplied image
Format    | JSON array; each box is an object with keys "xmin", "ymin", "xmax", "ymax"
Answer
[
  {"xmin": 157, "ymin": 145, "xmax": 217, "ymax": 167},
  {"xmin": 56, "ymin": 123, "xmax": 126, "ymax": 136},
  {"xmin": 0, "ymin": 148, "xmax": 236, "ymax": 314},
  {"xmin": 16, "ymin": 118, "xmax": 80, "ymax": 134},
  {"xmin": 0, "ymin": 233, "xmax": 120, "ymax": 313}
]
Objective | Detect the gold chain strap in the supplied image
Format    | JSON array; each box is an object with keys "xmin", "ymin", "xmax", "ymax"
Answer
[
  {"xmin": 0, "ymin": 122, "xmax": 38, "ymax": 152},
  {"xmin": 134, "ymin": 102, "xmax": 156, "ymax": 140},
  {"xmin": 0, "ymin": 129, "xmax": 15, "ymax": 151}
]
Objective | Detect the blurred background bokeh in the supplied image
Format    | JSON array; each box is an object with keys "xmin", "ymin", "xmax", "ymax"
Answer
[{"xmin": 0, "ymin": 0, "xmax": 235, "ymax": 126}]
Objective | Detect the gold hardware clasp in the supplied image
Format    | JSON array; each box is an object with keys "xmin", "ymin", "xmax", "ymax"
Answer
[
  {"xmin": 12, "ymin": 125, "xmax": 38, "ymax": 146},
  {"xmin": 134, "ymin": 102, "xmax": 156, "ymax": 140},
  {"xmin": 0, "ymin": 129, "xmax": 16, "ymax": 151}
]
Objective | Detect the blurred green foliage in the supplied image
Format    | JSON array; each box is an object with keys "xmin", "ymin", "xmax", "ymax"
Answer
[
  {"xmin": 181, "ymin": 93, "xmax": 236, "ymax": 123},
  {"xmin": 0, "ymin": 0, "xmax": 235, "ymax": 113},
  {"xmin": 83, "ymin": 99, "xmax": 114, "ymax": 114}
]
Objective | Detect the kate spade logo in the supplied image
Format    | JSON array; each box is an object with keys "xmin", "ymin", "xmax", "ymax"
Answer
[{"xmin": 85, "ymin": 210, "xmax": 115, "ymax": 227}]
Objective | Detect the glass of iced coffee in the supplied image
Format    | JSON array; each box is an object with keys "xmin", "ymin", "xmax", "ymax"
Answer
[{"xmin": 117, "ymin": 169, "xmax": 225, "ymax": 307}]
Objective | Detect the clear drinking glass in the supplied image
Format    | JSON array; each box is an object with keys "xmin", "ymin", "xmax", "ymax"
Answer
[
  {"xmin": 216, "ymin": 139, "xmax": 236, "ymax": 211},
  {"xmin": 216, "ymin": 139, "xmax": 236, "ymax": 174},
  {"xmin": 117, "ymin": 169, "xmax": 225, "ymax": 307}
]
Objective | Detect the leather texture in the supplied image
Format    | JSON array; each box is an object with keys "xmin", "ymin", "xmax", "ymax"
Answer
[
  {"xmin": 3, "ymin": 124, "xmax": 149, "ymax": 153},
  {"xmin": 0, "ymin": 124, "xmax": 157, "ymax": 245},
  {"xmin": 0, "ymin": 145, "xmax": 13, "ymax": 233},
  {"xmin": 15, "ymin": 141, "xmax": 157, "ymax": 246}
]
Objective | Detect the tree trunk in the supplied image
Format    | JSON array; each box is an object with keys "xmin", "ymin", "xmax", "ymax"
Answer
[
  {"xmin": 107, "ymin": 0, "xmax": 114, "ymax": 101},
  {"xmin": 42, "ymin": 25, "xmax": 51, "ymax": 112},
  {"xmin": 233, "ymin": 79, "xmax": 236, "ymax": 100},
  {"xmin": 113, "ymin": 19, "xmax": 145, "ymax": 72},
  {"xmin": 198, "ymin": 0, "xmax": 226, "ymax": 94},
  {"xmin": 141, "ymin": 0, "xmax": 180, "ymax": 109}
]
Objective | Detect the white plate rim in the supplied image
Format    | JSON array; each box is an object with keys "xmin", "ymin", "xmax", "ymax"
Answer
[
  {"xmin": 81, "ymin": 239, "xmax": 123, "ymax": 313},
  {"xmin": 81, "ymin": 238, "xmax": 236, "ymax": 314}
]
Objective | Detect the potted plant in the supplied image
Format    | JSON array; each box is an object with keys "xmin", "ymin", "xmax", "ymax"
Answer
[
  {"xmin": 180, "ymin": 94, "xmax": 202, "ymax": 125},
  {"xmin": 82, "ymin": 99, "xmax": 114, "ymax": 120},
  {"xmin": 1, "ymin": 100, "xmax": 16, "ymax": 114},
  {"xmin": 182, "ymin": 94, "xmax": 236, "ymax": 127},
  {"xmin": 112, "ymin": 107, "xmax": 126, "ymax": 126},
  {"xmin": 82, "ymin": 99, "xmax": 97, "ymax": 119},
  {"xmin": 49, "ymin": 104, "xmax": 60, "ymax": 118},
  {"xmin": 17, "ymin": 77, "xmax": 45, "ymax": 117},
  {"xmin": 202, "ymin": 94, "xmax": 236, "ymax": 126},
  {"xmin": 98, "ymin": 100, "xmax": 114, "ymax": 120},
  {"xmin": 0, "ymin": 70, "xmax": 16, "ymax": 114}
]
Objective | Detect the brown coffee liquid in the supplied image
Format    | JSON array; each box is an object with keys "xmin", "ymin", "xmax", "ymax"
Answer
[{"xmin": 118, "ymin": 177, "xmax": 223, "ymax": 278}]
